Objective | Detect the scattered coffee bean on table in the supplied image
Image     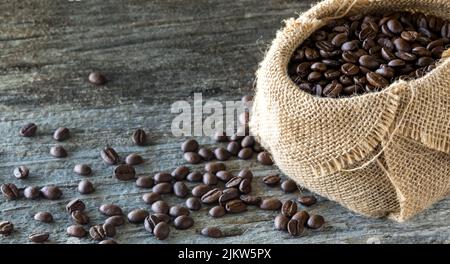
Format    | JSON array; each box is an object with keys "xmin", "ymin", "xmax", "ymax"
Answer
[
  {"xmin": 132, "ymin": 128, "xmax": 147, "ymax": 146},
  {"xmin": 185, "ymin": 197, "xmax": 202, "ymax": 211},
  {"xmin": 40, "ymin": 186, "xmax": 62, "ymax": 200},
  {"xmin": 154, "ymin": 172, "xmax": 172, "ymax": 183},
  {"xmin": 24, "ymin": 186, "xmax": 40, "ymax": 199},
  {"xmin": 142, "ymin": 192, "xmax": 161, "ymax": 204},
  {"xmin": 169, "ymin": 205, "xmax": 190, "ymax": 217},
  {"xmin": 89, "ymin": 225, "xmax": 107, "ymax": 241},
  {"xmin": 67, "ymin": 225, "xmax": 87, "ymax": 238},
  {"xmin": 209, "ymin": 205, "xmax": 226, "ymax": 218},
  {"xmin": 201, "ymin": 227, "xmax": 223, "ymax": 238},
  {"xmin": 198, "ymin": 147, "xmax": 214, "ymax": 161},
  {"xmin": 274, "ymin": 215, "xmax": 289, "ymax": 231},
  {"xmin": 151, "ymin": 200, "xmax": 170, "ymax": 214},
  {"xmin": 298, "ymin": 195, "xmax": 317, "ymax": 206},
  {"xmin": 260, "ymin": 198, "xmax": 282, "ymax": 210},
  {"xmin": 173, "ymin": 181, "xmax": 189, "ymax": 197},
  {"xmin": 99, "ymin": 239, "xmax": 118, "ymax": 244},
  {"xmin": 50, "ymin": 145, "xmax": 68, "ymax": 158},
  {"xmin": 73, "ymin": 164, "xmax": 92, "ymax": 176},
  {"xmin": 186, "ymin": 171, "xmax": 203, "ymax": 182},
  {"xmin": 29, "ymin": 232, "xmax": 50, "ymax": 243},
  {"xmin": 281, "ymin": 180, "xmax": 298, "ymax": 193},
  {"xmin": 34, "ymin": 212, "xmax": 53, "ymax": 223},
  {"xmin": 66, "ymin": 199, "xmax": 86, "ymax": 213},
  {"xmin": 136, "ymin": 176, "xmax": 154, "ymax": 188},
  {"xmin": 78, "ymin": 179, "xmax": 95, "ymax": 194},
  {"xmin": 153, "ymin": 182, "xmax": 172, "ymax": 194},
  {"xmin": 125, "ymin": 153, "xmax": 144, "ymax": 165},
  {"xmin": 88, "ymin": 71, "xmax": 106, "ymax": 85},
  {"xmin": 263, "ymin": 175, "xmax": 281, "ymax": 186},
  {"xmin": 181, "ymin": 139, "xmax": 199, "ymax": 152},
  {"xmin": 127, "ymin": 209, "xmax": 149, "ymax": 223},
  {"xmin": 19, "ymin": 123, "xmax": 37, "ymax": 137},
  {"xmin": 257, "ymin": 152, "xmax": 274, "ymax": 165},
  {"xmin": 53, "ymin": 127, "xmax": 70, "ymax": 141},
  {"xmin": 105, "ymin": 215, "xmax": 125, "ymax": 227},
  {"xmin": 307, "ymin": 215, "xmax": 325, "ymax": 229},
  {"xmin": 172, "ymin": 166, "xmax": 190, "ymax": 181},
  {"xmin": 13, "ymin": 166, "xmax": 29, "ymax": 179},
  {"xmin": 281, "ymin": 200, "xmax": 298, "ymax": 218},
  {"xmin": 173, "ymin": 215, "xmax": 194, "ymax": 230},
  {"xmin": 99, "ymin": 204, "xmax": 123, "ymax": 216},
  {"xmin": 103, "ymin": 222, "xmax": 116, "ymax": 237},
  {"xmin": 0, "ymin": 221, "xmax": 14, "ymax": 236},
  {"xmin": 1, "ymin": 183, "xmax": 20, "ymax": 200},
  {"xmin": 114, "ymin": 164, "xmax": 136, "ymax": 181},
  {"xmin": 71, "ymin": 210, "xmax": 90, "ymax": 225},
  {"xmin": 101, "ymin": 147, "xmax": 120, "ymax": 165},
  {"xmin": 153, "ymin": 222, "xmax": 170, "ymax": 240}
]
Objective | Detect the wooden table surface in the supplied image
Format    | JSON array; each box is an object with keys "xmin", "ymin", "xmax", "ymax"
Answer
[{"xmin": 0, "ymin": 0, "xmax": 449, "ymax": 244}]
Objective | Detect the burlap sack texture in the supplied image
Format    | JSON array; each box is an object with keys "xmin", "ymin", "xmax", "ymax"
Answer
[{"xmin": 250, "ymin": 0, "xmax": 450, "ymax": 221}]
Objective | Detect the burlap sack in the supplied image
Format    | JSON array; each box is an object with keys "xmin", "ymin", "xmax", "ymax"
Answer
[{"xmin": 250, "ymin": 0, "xmax": 450, "ymax": 221}]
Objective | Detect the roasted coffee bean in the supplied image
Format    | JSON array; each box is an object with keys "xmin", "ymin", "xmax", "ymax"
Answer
[
  {"xmin": 203, "ymin": 172, "xmax": 218, "ymax": 186},
  {"xmin": 201, "ymin": 227, "xmax": 223, "ymax": 238},
  {"xmin": 240, "ymin": 195, "xmax": 262, "ymax": 205},
  {"xmin": 237, "ymin": 147, "xmax": 253, "ymax": 159},
  {"xmin": 239, "ymin": 178, "xmax": 251, "ymax": 194},
  {"xmin": 191, "ymin": 184, "xmax": 212, "ymax": 197},
  {"xmin": 89, "ymin": 225, "xmax": 106, "ymax": 241},
  {"xmin": 366, "ymin": 72, "xmax": 389, "ymax": 87},
  {"xmin": 298, "ymin": 195, "xmax": 317, "ymax": 206},
  {"xmin": 274, "ymin": 215, "xmax": 289, "ymax": 231},
  {"xmin": 219, "ymin": 188, "xmax": 240, "ymax": 204},
  {"xmin": 1, "ymin": 183, "xmax": 20, "ymax": 200},
  {"xmin": 136, "ymin": 176, "xmax": 154, "ymax": 188},
  {"xmin": 412, "ymin": 46, "xmax": 432, "ymax": 57},
  {"xmin": 181, "ymin": 139, "xmax": 199, "ymax": 152},
  {"xmin": 174, "ymin": 215, "xmax": 194, "ymax": 230},
  {"xmin": 14, "ymin": 166, "xmax": 29, "ymax": 179},
  {"xmin": 50, "ymin": 145, "xmax": 67, "ymax": 158},
  {"xmin": 260, "ymin": 198, "xmax": 282, "ymax": 210},
  {"xmin": 172, "ymin": 166, "xmax": 190, "ymax": 181},
  {"xmin": 281, "ymin": 200, "xmax": 298, "ymax": 218},
  {"xmin": 66, "ymin": 199, "xmax": 86, "ymax": 213},
  {"xmin": 225, "ymin": 177, "xmax": 242, "ymax": 189},
  {"xmin": 198, "ymin": 147, "xmax": 214, "ymax": 161},
  {"xmin": 40, "ymin": 186, "xmax": 62, "ymax": 200},
  {"xmin": 225, "ymin": 199, "xmax": 247, "ymax": 213},
  {"xmin": 29, "ymin": 232, "xmax": 49, "ymax": 243},
  {"xmin": 297, "ymin": 62, "xmax": 312, "ymax": 77},
  {"xmin": 142, "ymin": 192, "xmax": 161, "ymax": 204},
  {"xmin": 154, "ymin": 213, "xmax": 171, "ymax": 223},
  {"xmin": 263, "ymin": 175, "xmax": 281, "ymax": 186},
  {"xmin": 186, "ymin": 171, "xmax": 203, "ymax": 182},
  {"xmin": 184, "ymin": 152, "xmax": 202, "ymax": 164},
  {"xmin": 125, "ymin": 153, "xmax": 144, "ymax": 165},
  {"xmin": 73, "ymin": 164, "xmax": 92, "ymax": 176},
  {"xmin": 144, "ymin": 214, "xmax": 162, "ymax": 233},
  {"xmin": 376, "ymin": 66, "xmax": 395, "ymax": 78},
  {"xmin": 316, "ymin": 40, "xmax": 334, "ymax": 52},
  {"xmin": 205, "ymin": 162, "xmax": 226, "ymax": 174},
  {"xmin": 307, "ymin": 215, "xmax": 325, "ymax": 229},
  {"xmin": 341, "ymin": 40, "xmax": 359, "ymax": 51},
  {"xmin": 240, "ymin": 136, "xmax": 255, "ymax": 148},
  {"xmin": 173, "ymin": 181, "xmax": 189, "ymax": 198},
  {"xmin": 0, "ymin": 221, "xmax": 14, "ymax": 236},
  {"xmin": 310, "ymin": 62, "xmax": 327, "ymax": 72},
  {"xmin": 417, "ymin": 57, "xmax": 435, "ymax": 67},
  {"xmin": 151, "ymin": 200, "xmax": 170, "ymax": 214},
  {"xmin": 307, "ymin": 71, "xmax": 322, "ymax": 82},
  {"xmin": 71, "ymin": 210, "xmax": 89, "ymax": 225},
  {"xmin": 287, "ymin": 219, "xmax": 303, "ymax": 236},
  {"xmin": 323, "ymin": 81, "xmax": 343, "ymax": 97},
  {"xmin": 186, "ymin": 197, "xmax": 202, "ymax": 211},
  {"xmin": 216, "ymin": 171, "xmax": 233, "ymax": 182},
  {"xmin": 341, "ymin": 63, "xmax": 360, "ymax": 76},
  {"xmin": 127, "ymin": 209, "xmax": 149, "ymax": 223},
  {"xmin": 209, "ymin": 206, "xmax": 226, "ymax": 217},
  {"xmin": 257, "ymin": 151, "xmax": 273, "ymax": 165},
  {"xmin": 154, "ymin": 222, "xmax": 170, "ymax": 240},
  {"xmin": 305, "ymin": 47, "xmax": 320, "ymax": 60},
  {"xmin": 20, "ymin": 123, "xmax": 37, "ymax": 137},
  {"xmin": 169, "ymin": 205, "xmax": 190, "ymax": 217},
  {"xmin": 387, "ymin": 19, "xmax": 403, "ymax": 34},
  {"xmin": 103, "ymin": 223, "xmax": 116, "ymax": 237},
  {"xmin": 67, "ymin": 225, "xmax": 87, "ymax": 237},
  {"xmin": 78, "ymin": 179, "xmax": 95, "ymax": 194},
  {"xmin": 99, "ymin": 239, "xmax": 118, "ymax": 244},
  {"xmin": 88, "ymin": 71, "xmax": 106, "ymax": 85},
  {"xmin": 213, "ymin": 131, "xmax": 228, "ymax": 142},
  {"xmin": 24, "ymin": 186, "xmax": 40, "ymax": 199},
  {"xmin": 331, "ymin": 33, "xmax": 348, "ymax": 47},
  {"xmin": 34, "ymin": 212, "xmax": 53, "ymax": 223},
  {"xmin": 238, "ymin": 169, "xmax": 253, "ymax": 181},
  {"xmin": 105, "ymin": 215, "xmax": 125, "ymax": 227},
  {"xmin": 388, "ymin": 59, "xmax": 406, "ymax": 67},
  {"xmin": 101, "ymin": 147, "xmax": 120, "ymax": 165},
  {"xmin": 53, "ymin": 127, "xmax": 70, "ymax": 141},
  {"xmin": 214, "ymin": 147, "xmax": 231, "ymax": 161},
  {"xmin": 201, "ymin": 188, "xmax": 222, "ymax": 204},
  {"xmin": 154, "ymin": 172, "xmax": 172, "ymax": 183},
  {"xmin": 132, "ymin": 128, "xmax": 147, "ymax": 146},
  {"xmin": 281, "ymin": 180, "xmax": 297, "ymax": 193},
  {"xmin": 324, "ymin": 69, "xmax": 341, "ymax": 80},
  {"xmin": 292, "ymin": 211, "xmax": 310, "ymax": 225},
  {"xmin": 359, "ymin": 55, "xmax": 380, "ymax": 69},
  {"xmin": 226, "ymin": 142, "xmax": 241, "ymax": 156},
  {"xmin": 99, "ymin": 204, "xmax": 123, "ymax": 216},
  {"xmin": 114, "ymin": 164, "xmax": 135, "ymax": 181}
]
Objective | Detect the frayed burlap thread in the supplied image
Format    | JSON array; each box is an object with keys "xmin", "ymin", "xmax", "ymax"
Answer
[{"xmin": 250, "ymin": 0, "xmax": 450, "ymax": 221}]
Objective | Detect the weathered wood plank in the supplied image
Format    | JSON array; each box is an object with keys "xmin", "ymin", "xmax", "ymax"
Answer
[{"xmin": 0, "ymin": 0, "xmax": 449, "ymax": 244}]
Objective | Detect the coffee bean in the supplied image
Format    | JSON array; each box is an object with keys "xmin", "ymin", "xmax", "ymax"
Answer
[
  {"xmin": 153, "ymin": 222, "xmax": 170, "ymax": 240},
  {"xmin": 341, "ymin": 63, "xmax": 360, "ymax": 76},
  {"xmin": 203, "ymin": 172, "xmax": 218, "ymax": 186},
  {"xmin": 240, "ymin": 195, "xmax": 262, "ymax": 205},
  {"xmin": 238, "ymin": 169, "xmax": 253, "ymax": 181},
  {"xmin": 237, "ymin": 148, "xmax": 253, "ymax": 159},
  {"xmin": 154, "ymin": 213, "xmax": 171, "ymax": 223},
  {"xmin": 173, "ymin": 181, "xmax": 189, "ymax": 198},
  {"xmin": 274, "ymin": 215, "xmax": 289, "ymax": 231},
  {"xmin": 186, "ymin": 197, "xmax": 202, "ymax": 211},
  {"xmin": 144, "ymin": 214, "xmax": 162, "ymax": 234},
  {"xmin": 198, "ymin": 147, "xmax": 214, "ymax": 161},
  {"xmin": 307, "ymin": 215, "xmax": 325, "ymax": 229},
  {"xmin": 260, "ymin": 198, "xmax": 282, "ymax": 210},
  {"xmin": 71, "ymin": 210, "xmax": 90, "ymax": 225},
  {"xmin": 401, "ymin": 31, "xmax": 419, "ymax": 42},
  {"xmin": 171, "ymin": 166, "xmax": 190, "ymax": 181},
  {"xmin": 412, "ymin": 46, "xmax": 432, "ymax": 57},
  {"xmin": 181, "ymin": 139, "xmax": 199, "ymax": 152},
  {"xmin": 24, "ymin": 186, "xmax": 40, "ymax": 199},
  {"xmin": 66, "ymin": 199, "xmax": 86, "ymax": 213},
  {"xmin": 417, "ymin": 57, "xmax": 435, "ymax": 67},
  {"xmin": 29, "ymin": 232, "xmax": 49, "ymax": 243},
  {"xmin": 40, "ymin": 186, "xmax": 62, "ymax": 200},
  {"xmin": 101, "ymin": 147, "xmax": 120, "ymax": 165},
  {"xmin": 388, "ymin": 59, "xmax": 406, "ymax": 67},
  {"xmin": 136, "ymin": 176, "xmax": 154, "ymax": 188},
  {"xmin": 213, "ymin": 131, "xmax": 228, "ymax": 142},
  {"xmin": 174, "ymin": 215, "xmax": 194, "ymax": 230},
  {"xmin": 287, "ymin": 219, "xmax": 303, "ymax": 236},
  {"xmin": 103, "ymin": 223, "xmax": 116, "ymax": 237},
  {"xmin": 89, "ymin": 225, "xmax": 106, "ymax": 241},
  {"xmin": 78, "ymin": 179, "xmax": 95, "ymax": 194},
  {"xmin": 20, "ymin": 123, "xmax": 37, "ymax": 137},
  {"xmin": 298, "ymin": 195, "xmax": 317, "ymax": 206},
  {"xmin": 281, "ymin": 200, "xmax": 297, "ymax": 218},
  {"xmin": 205, "ymin": 162, "xmax": 226, "ymax": 174},
  {"xmin": 225, "ymin": 177, "xmax": 242, "ymax": 189},
  {"xmin": 201, "ymin": 227, "xmax": 223, "ymax": 238},
  {"xmin": 359, "ymin": 55, "xmax": 380, "ymax": 69},
  {"xmin": 341, "ymin": 40, "xmax": 359, "ymax": 51},
  {"xmin": 366, "ymin": 72, "xmax": 389, "ymax": 88},
  {"xmin": 1, "ymin": 183, "xmax": 20, "ymax": 200},
  {"xmin": 201, "ymin": 188, "xmax": 222, "ymax": 204},
  {"xmin": 142, "ymin": 192, "xmax": 161, "ymax": 205},
  {"xmin": 67, "ymin": 225, "xmax": 87, "ymax": 237},
  {"xmin": 132, "ymin": 128, "xmax": 147, "ymax": 146},
  {"xmin": 53, "ymin": 127, "xmax": 70, "ymax": 141},
  {"xmin": 154, "ymin": 172, "xmax": 172, "ymax": 183},
  {"xmin": 50, "ymin": 145, "xmax": 67, "ymax": 158},
  {"xmin": 257, "ymin": 151, "xmax": 273, "ymax": 165},
  {"xmin": 307, "ymin": 71, "xmax": 322, "ymax": 82},
  {"xmin": 305, "ymin": 47, "xmax": 320, "ymax": 60},
  {"xmin": 239, "ymin": 178, "xmax": 251, "ymax": 194},
  {"xmin": 191, "ymin": 184, "xmax": 212, "ymax": 197},
  {"xmin": 331, "ymin": 33, "xmax": 348, "ymax": 47},
  {"xmin": 262, "ymin": 175, "xmax": 281, "ymax": 186},
  {"xmin": 186, "ymin": 171, "xmax": 202, "ymax": 182},
  {"xmin": 114, "ymin": 164, "xmax": 135, "ymax": 181},
  {"xmin": 184, "ymin": 152, "xmax": 202, "ymax": 164},
  {"xmin": 125, "ymin": 153, "xmax": 144, "ymax": 165},
  {"xmin": 240, "ymin": 136, "xmax": 255, "ymax": 148},
  {"xmin": 225, "ymin": 199, "xmax": 247, "ymax": 213},
  {"xmin": 376, "ymin": 66, "xmax": 395, "ymax": 78},
  {"xmin": 323, "ymin": 80, "xmax": 343, "ymax": 97},
  {"xmin": 219, "ymin": 188, "xmax": 240, "ymax": 205},
  {"xmin": 88, "ymin": 71, "xmax": 106, "ymax": 85},
  {"xmin": 216, "ymin": 171, "xmax": 233, "ymax": 182},
  {"xmin": 169, "ymin": 205, "xmax": 190, "ymax": 217},
  {"xmin": 13, "ymin": 166, "xmax": 29, "ymax": 179},
  {"xmin": 214, "ymin": 147, "xmax": 231, "ymax": 161},
  {"xmin": 99, "ymin": 239, "xmax": 118, "ymax": 244},
  {"xmin": 99, "ymin": 204, "xmax": 123, "ymax": 216},
  {"xmin": 0, "ymin": 221, "xmax": 14, "ymax": 236},
  {"xmin": 73, "ymin": 164, "xmax": 92, "ymax": 176},
  {"xmin": 292, "ymin": 210, "xmax": 310, "ymax": 224},
  {"xmin": 387, "ymin": 19, "xmax": 403, "ymax": 34},
  {"xmin": 34, "ymin": 212, "xmax": 53, "ymax": 223},
  {"xmin": 105, "ymin": 215, "xmax": 125, "ymax": 227},
  {"xmin": 281, "ymin": 180, "xmax": 297, "ymax": 193},
  {"xmin": 151, "ymin": 200, "xmax": 170, "ymax": 214},
  {"xmin": 127, "ymin": 209, "xmax": 149, "ymax": 223}
]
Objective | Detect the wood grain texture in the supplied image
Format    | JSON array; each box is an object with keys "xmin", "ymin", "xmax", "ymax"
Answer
[{"xmin": 0, "ymin": 0, "xmax": 449, "ymax": 244}]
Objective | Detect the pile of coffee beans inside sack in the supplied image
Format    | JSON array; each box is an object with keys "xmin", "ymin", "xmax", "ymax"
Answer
[
  {"xmin": 0, "ymin": 73, "xmax": 325, "ymax": 244},
  {"xmin": 288, "ymin": 12, "xmax": 450, "ymax": 97}
]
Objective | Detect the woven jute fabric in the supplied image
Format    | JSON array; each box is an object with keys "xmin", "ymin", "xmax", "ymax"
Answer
[{"xmin": 250, "ymin": 0, "xmax": 450, "ymax": 221}]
